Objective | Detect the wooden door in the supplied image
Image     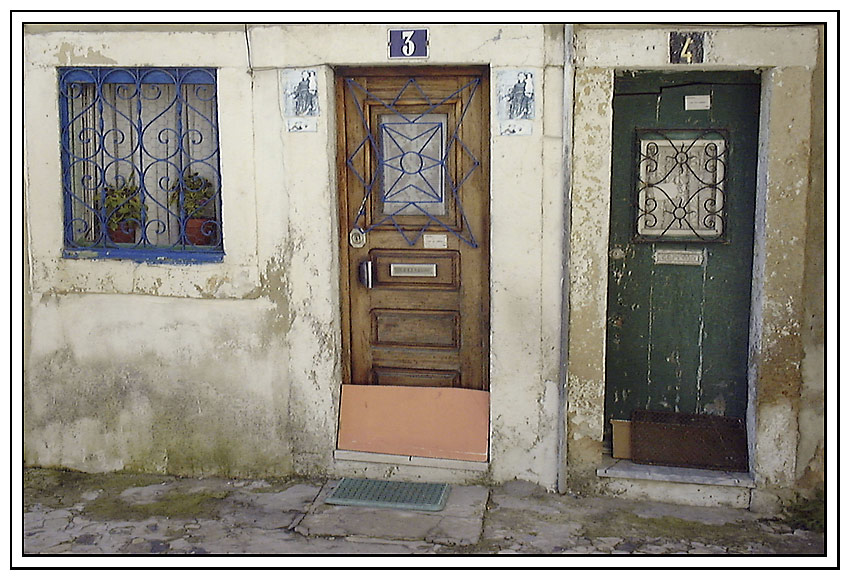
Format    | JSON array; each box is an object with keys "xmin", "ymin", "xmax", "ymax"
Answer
[
  {"xmin": 337, "ymin": 67, "xmax": 490, "ymax": 391},
  {"xmin": 605, "ymin": 71, "xmax": 761, "ymax": 436}
]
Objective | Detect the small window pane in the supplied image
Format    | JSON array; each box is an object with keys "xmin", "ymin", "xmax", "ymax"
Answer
[{"xmin": 379, "ymin": 113, "xmax": 447, "ymax": 217}]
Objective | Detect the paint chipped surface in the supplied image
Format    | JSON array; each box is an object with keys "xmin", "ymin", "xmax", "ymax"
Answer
[{"xmin": 21, "ymin": 24, "xmax": 823, "ymax": 500}]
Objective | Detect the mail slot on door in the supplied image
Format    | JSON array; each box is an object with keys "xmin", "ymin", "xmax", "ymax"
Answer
[
  {"xmin": 390, "ymin": 263, "xmax": 438, "ymax": 277},
  {"xmin": 370, "ymin": 250, "xmax": 460, "ymax": 289}
]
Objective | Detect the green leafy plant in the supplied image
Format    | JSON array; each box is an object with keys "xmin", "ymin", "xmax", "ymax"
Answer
[
  {"xmin": 103, "ymin": 175, "xmax": 146, "ymax": 232},
  {"xmin": 169, "ymin": 170, "xmax": 215, "ymax": 218}
]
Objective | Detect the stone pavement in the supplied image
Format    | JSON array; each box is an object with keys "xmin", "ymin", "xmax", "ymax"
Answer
[{"xmin": 20, "ymin": 467, "xmax": 826, "ymax": 563}]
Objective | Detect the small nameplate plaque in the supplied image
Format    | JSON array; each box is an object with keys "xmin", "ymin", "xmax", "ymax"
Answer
[
  {"xmin": 423, "ymin": 234, "xmax": 448, "ymax": 249},
  {"xmin": 390, "ymin": 263, "xmax": 438, "ymax": 277},
  {"xmin": 685, "ymin": 95, "xmax": 711, "ymax": 111},
  {"xmin": 654, "ymin": 249, "xmax": 704, "ymax": 266}
]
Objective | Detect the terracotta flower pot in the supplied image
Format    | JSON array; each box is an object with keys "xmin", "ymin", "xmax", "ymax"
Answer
[
  {"xmin": 108, "ymin": 224, "xmax": 136, "ymax": 243},
  {"xmin": 185, "ymin": 217, "xmax": 214, "ymax": 246}
]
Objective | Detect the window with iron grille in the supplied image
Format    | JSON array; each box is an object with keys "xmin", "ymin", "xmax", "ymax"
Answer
[{"xmin": 59, "ymin": 67, "xmax": 224, "ymax": 261}]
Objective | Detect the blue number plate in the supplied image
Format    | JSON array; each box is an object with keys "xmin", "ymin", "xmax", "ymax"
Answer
[{"xmin": 388, "ymin": 29, "xmax": 429, "ymax": 59}]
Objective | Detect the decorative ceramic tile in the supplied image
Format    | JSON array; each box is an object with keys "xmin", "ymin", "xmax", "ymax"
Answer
[
  {"xmin": 496, "ymin": 69, "xmax": 535, "ymax": 136},
  {"xmin": 282, "ymin": 68, "xmax": 319, "ymax": 132}
]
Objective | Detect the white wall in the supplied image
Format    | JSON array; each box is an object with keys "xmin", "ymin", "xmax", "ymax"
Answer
[
  {"xmin": 23, "ymin": 25, "xmax": 296, "ymax": 477},
  {"xmin": 23, "ymin": 24, "xmax": 569, "ymax": 489}
]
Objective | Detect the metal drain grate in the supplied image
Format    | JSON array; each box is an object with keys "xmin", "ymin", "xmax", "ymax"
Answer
[{"xmin": 325, "ymin": 478, "xmax": 450, "ymax": 511}]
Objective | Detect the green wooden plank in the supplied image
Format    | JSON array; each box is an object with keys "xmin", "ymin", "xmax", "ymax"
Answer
[
  {"xmin": 605, "ymin": 91, "xmax": 656, "ymax": 422},
  {"xmin": 648, "ymin": 259, "xmax": 705, "ymax": 414}
]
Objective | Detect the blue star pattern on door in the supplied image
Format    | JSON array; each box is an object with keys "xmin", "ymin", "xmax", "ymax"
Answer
[{"xmin": 345, "ymin": 77, "xmax": 481, "ymax": 247}]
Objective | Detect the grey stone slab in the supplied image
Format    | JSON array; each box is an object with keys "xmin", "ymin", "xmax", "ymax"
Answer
[
  {"xmin": 597, "ymin": 460, "xmax": 755, "ymax": 487},
  {"xmin": 592, "ymin": 536, "xmax": 623, "ymax": 549},
  {"xmin": 23, "ymin": 511, "xmax": 45, "ymax": 529},
  {"xmin": 441, "ymin": 484, "xmax": 490, "ymax": 517},
  {"xmin": 75, "ymin": 520, "xmax": 111, "ymax": 535},
  {"xmin": 180, "ymin": 519, "xmax": 234, "ymax": 543},
  {"xmin": 225, "ymin": 483, "xmax": 321, "ymax": 514},
  {"xmin": 630, "ymin": 499, "xmax": 760, "ymax": 526},
  {"xmin": 424, "ymin": 515, "xmax": 484, "ymax": 546},
  {"xmin": 179, "ymin": 528, "xmax": 297, "ymax": 554},
  {"xmin": 119, "ymin": 484, "xmax": 174, "ymax": 504},
  {"xmin": 165, "ymin": 538, "xmax": 194, "ymax": 553},
  {"xmin": 636, "ymin": 543, "xmax": 672, "ymax": 554},
  {"xmin": 219, "ymin": 505, "xmax": 301, "ymax": 530},
  {"xmin": 297, "ymin": 505, "xmax": 445, "ymax": 542},
  {"xmin": 24, "ymin": 532, "xmax": 76, "ymax": 554}
]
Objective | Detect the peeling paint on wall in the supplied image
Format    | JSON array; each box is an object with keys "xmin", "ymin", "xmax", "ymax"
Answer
[{"xmin": 22, "ymin": 24, "xmax": 824, "ymax": 503}]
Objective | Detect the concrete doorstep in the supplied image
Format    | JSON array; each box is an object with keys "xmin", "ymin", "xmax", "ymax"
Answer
[{"xmin": 20, "ymin": 468, "xmax": 826, "ymax": 561}]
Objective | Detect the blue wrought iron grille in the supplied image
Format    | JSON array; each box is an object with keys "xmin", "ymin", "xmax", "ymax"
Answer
[
  {"xmin": 345, "ymin": 77, "xmax": 481, "ymax": 247},
  {"xmin": 59, "ymin": 67, "xmax": 224, "ymax": 261}
]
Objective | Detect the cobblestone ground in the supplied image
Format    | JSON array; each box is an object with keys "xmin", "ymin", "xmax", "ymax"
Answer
[{"xmin": 20, "ymin": 468, "xmax": 826, "ymax": 562}]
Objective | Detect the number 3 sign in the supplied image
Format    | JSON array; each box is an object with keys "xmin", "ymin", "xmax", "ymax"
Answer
[{"xmin": 388, "ymin": 29, "xmax": 429, "ymax": 59}]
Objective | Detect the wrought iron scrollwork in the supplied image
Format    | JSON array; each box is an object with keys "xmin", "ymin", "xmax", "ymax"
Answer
[
  {"xmin": 635, "ymin": 129, "xmax": 728, "ymax": 242},
  {"xmin": 59, "ymin": 67, "xmax": 224, "ymax": 258}
]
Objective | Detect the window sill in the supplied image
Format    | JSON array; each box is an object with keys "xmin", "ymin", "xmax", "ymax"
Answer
[{"xmin": 63, "ymin": 247, "xmax": 224, "ymax": 264}]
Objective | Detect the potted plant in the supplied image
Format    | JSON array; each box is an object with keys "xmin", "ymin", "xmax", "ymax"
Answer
[
  {"xmin": 169, "ymin": 170, "xmax": 216, "ymax": 246},
  {"xmin": 103, "ymin": 175, "xmax": 146, "ymax": 243}
]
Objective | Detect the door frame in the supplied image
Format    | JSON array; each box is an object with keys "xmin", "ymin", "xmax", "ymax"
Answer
[
  {"xmin": 334, "ymin": 65, "xmax": 491, "ymax": 389},
  {"xmin": 333, "ymin": 65, "xmax": 492, "ymax": 462},
  {"xmin": 567, "ymin": 24, "xmax": 819, "ymax": 495}
]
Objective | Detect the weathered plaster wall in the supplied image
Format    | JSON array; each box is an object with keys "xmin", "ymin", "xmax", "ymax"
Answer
[
  {"xmin": 23, "ymin": 24, "xmax": 569, "ymax": 489},
  {"xmin": 750, "ymin": 65, "xmax": 813, "ymax": 503},
  {"xmin": 272, "ymin": 64, "xmax": 341, "ymax": 476},
  {"xmin": 797, "ymin": 26, "xmax": 825, "ymax": 492},
  {"xmin": 565, "ymin": 66, "xmax": 613, "ymax": 490},
  {"xmin": 245, "ymin": 23, "xmax": 566, "ymax": 487},
  {"xmin": 23, "ymin": 25, "xmax": 295, "ymax": 477},
  {"xmin": 25, "ymin": 294, "xmax": 292, "ymax": 476}
]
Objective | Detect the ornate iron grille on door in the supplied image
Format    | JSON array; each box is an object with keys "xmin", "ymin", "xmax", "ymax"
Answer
[
  {"xmin": 344, "ymin": 76, "xmax": 482, "ymax": 248},
  {"xmin": 635, "ymin": 129, "xmax": 728, "ymax": 242}
]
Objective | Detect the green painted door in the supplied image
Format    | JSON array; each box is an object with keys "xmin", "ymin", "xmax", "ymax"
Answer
[{"xmin": 605, "ymin": 71, "xmax": 760, "ymax": 436}]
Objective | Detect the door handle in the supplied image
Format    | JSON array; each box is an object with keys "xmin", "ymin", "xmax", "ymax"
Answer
[{"xmin": 358, "ymin": 260, "xmax": 374, "ymax": 289}]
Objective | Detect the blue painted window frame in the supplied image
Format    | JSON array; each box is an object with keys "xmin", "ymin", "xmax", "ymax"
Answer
[{"xmin": 58, "ymin": 66, "xmax": 224, "ymax": 263}]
